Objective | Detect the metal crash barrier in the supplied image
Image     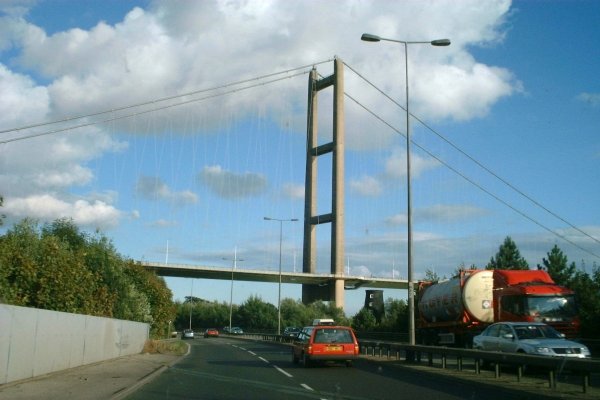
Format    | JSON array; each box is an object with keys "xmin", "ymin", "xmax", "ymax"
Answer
[{"xmin": 358, "ymin": 340, "xmax": 600, "ymax": 394}]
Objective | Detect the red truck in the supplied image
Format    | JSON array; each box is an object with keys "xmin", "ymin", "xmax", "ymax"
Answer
[{"xmin": 417, "ymin": 269, "xmax": 579, "ymax": 347}]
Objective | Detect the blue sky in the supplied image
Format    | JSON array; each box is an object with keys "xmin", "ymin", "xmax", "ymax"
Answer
[{"xmin": 1, "ymin": 0, "xmax": 599, "ymax": 316}]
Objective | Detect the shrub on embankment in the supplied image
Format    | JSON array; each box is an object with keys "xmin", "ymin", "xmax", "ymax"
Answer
[{"xmin": 0, "ymin": 218, "xmax": 176, "ymax": 338}]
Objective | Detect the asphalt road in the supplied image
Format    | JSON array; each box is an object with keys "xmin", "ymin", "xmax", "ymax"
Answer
[{"xmin": 125, "ymin": 338, "xmax": 567, "ymax": 400}]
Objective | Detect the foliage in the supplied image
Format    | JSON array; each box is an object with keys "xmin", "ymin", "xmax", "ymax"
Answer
[
  {"xmin": 537, "ymin": 245, "xmax": 576, "ymax": 286},
  {"xmin": 352, "ymin": 307, "xmax": 377, "ymax": 331},
  {"xmin": 0, "ymin": 218, "xmax": 175, "ymax": 338},
  {"xmin": 175, "ymin": 296, "xmax": 350, "ymax": 333},
  {"xmin": 486, "ymin": 236, "xmax": 529, "ymax": 270},
  {"xmin": 0, "ymin": 196, "xmax": 5, "ymax": 226},
  {"xmin": 238, "ymin": 295, "xmax": 278, "ymax": 331}
]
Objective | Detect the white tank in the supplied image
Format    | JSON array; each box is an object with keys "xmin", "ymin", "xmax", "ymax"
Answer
[{"xmin": 419, "ymin": 270, "xmax": 494, "ymax": 323}]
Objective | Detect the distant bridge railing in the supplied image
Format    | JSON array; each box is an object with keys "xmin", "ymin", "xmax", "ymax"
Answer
[{"xmin": 224, "ymin": 332, "xmax": 599, "ymax": 394}]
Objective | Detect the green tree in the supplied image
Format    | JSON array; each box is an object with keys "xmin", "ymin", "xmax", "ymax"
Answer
[
  {"xmin": 0, "ymin": 219, "xmax": 43, "ymax": 305},
  {"xmin": 380, "ymin": 298, "xmax": 408, "ymax": 332},
  {"xmin": 0, "ymin": 196, "xmax": 5, "ymax": 226},
  {"xmin": 0, "ymin": 218, "xmax": 175, "ymax": 338},
  {"xmin": 537, "ymin": 244, "xmax": 576, "ymax": 286},
  {"xmin": 424, "ymin": 268, "xmax": 442, "ymax": 283},
  {"xmin": 237, "ymin": 295, "xmax": 277, "ymax": 331},
  {"xmin": 567, "ymin": 264, "xmax": 600, "ymax": 338},
  {"xmin": 280, "ymin": 298, "xmax": 312, "ymax": 328},
  {"xmin": 352, "ymin": 308, "xmax": 377, "ymax": 331},
  {"xmin": 486, "ymin": 236, "xmax": 529, "ymax": 270}
]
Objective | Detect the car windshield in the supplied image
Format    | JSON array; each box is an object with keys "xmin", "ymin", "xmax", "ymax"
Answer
[
  {"xmin": 513, "ymin": 324, "xmax": 563, "ymax": 340},
  {"xmin": 313, "ymin": 328, "xmax": 353, "ymax": 344},
  {"xmin": 526, "ymin": 295, "xmax": 577, "ymax": 319}
]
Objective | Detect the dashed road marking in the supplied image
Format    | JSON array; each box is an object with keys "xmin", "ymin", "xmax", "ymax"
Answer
[
  {"xmin": 274, "ymin": 365, "xmax": 293, "ymax": 378},
  {"xmin": 248, "ymin": 350, "xmax": 257, "ymax": 356},
  {"xmin": 300, "ymin": 383, "xmax": 314, "ymax": 391},
  {"xmin": 259, "ymin": 356, "xmax": 269, "ymax": 363}
]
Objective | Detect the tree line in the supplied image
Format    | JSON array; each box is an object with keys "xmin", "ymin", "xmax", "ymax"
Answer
[
  {"xmin": 0, "ymin": 218, "xmax": 175, "ymax": 338},
  {"xmin": 2, "ymin": 207, "xmax": 598, "ymax": 340},
  {"xmin": 424, "ymin": 236, "xmax": 600, "ymax": 338}
]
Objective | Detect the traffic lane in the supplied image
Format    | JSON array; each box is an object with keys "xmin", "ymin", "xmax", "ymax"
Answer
[
  {"xmin": 233, "ymin": 340, "xmax": 561, "ymax": 400},
  {"xmin": 288, "ymin": 358, "xmax": 562, "ymax": 400},
  {"xmin": 125, "ymin": 338, "xmax": 313, "ymax": 400},
  {"xmin": 127, "ymin": 339, "xmax": 561, "ymax": 400}
]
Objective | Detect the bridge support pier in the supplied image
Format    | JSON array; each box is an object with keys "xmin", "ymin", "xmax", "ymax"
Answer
[{"xmin": 302, "ymin": 58, "xmax": 346, "ymax": 310}]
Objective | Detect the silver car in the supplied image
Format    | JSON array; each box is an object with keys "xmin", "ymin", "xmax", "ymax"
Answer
[{"xmin": 473, "ymin": 322, "xmax": 590, "ymax": 358}]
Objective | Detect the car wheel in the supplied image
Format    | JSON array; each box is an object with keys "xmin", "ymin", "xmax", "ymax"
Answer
[
  {"xmin": 345, "ymin": 360, "xmax": 353, "ymax": 367},
  {"xmin": 292, "ymin": 351, "xmax": 299, "ymax": 364},
  {"xmin": 302, "ymin": 353, "xmax": 312, "ymax": 368}
]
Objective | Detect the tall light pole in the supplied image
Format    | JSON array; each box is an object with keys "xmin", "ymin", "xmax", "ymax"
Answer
[
  {"xmin": 264, "ymin": 216, "xmax": 298, "ymax": 335},
  {"xmin": 223, "ymin": 247, "xmax": 243, "ymax": 334},
  {"xmin": 361, "ymin": 33, "xmax": 450, "ymax": 345}
]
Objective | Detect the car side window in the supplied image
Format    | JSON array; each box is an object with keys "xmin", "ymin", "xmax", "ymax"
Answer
[
  {"xmin": 498, "ymin": 324, "xmax": 513, "ymax": 338},
  {"xmin": 486, "ymin": 324, "xmax": 501, "ymax": 337}
]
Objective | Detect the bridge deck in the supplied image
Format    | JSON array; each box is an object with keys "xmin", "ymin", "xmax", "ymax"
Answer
[{"xmin": 142, "ymin": 261, "xmax": 408, "ymax": 290}]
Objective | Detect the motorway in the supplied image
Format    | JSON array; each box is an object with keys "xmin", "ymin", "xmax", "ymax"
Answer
[{"xmin": 125, "ymin": 338, "xmax": 563, "ymax": 400}]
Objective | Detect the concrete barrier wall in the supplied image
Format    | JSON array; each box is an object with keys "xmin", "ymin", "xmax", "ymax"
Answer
[{"xmin": 0, "ymin": 304, "xmax": 149, "ymax": 385}]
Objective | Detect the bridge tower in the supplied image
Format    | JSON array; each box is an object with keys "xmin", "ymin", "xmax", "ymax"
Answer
[{"xmin": 302, "ymin": 58, "xmax": 345, "ymax": 309}]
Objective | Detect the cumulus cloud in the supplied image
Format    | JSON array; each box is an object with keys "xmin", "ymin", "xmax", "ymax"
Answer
[
  {"xmin": 4, "ymin": 194, "xmax": 121, "ymax": 229},
  {"xmin": 385, "ymin": 204, "xmax": 487, "ymax": 226},
  {"xmin": 577, "ymin": 92, "xmax": 600, "ymax": 107},
  {"xmin": 282, "ymin": 183, "xmax": 304, "ymax": 200},
  {"xmin": 415, "ymin": 204, "xmax": 488, "ymax": 223},
  {"xmin": 349, "ymin": 175, "xmax": 383, "ymax": 197},
  {"xmin": 384, "ymin": 147, "xmax": 440, "ymax": 179},
  {"xmin": 199, "ymin": 165, "xmax": 267, "ymax": 199},
  {"xmin": 135, "ymin": 175, "xmax": 198, "ymax": 205},
  {"xmin": 0, "ymin": 0, "xmax": 519, "ymax": 233}
]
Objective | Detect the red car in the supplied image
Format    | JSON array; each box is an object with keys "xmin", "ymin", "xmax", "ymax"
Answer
[
  {"xmin": 292, "ymin": 324, "xmax": 359, "ymax": 367},
  {"xmin": 204, "ymin": 328, "xmax": 219, "ymax": 338}
]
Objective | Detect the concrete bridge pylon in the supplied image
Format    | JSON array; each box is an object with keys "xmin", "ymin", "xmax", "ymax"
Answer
[{"xmin": 302, "ymin": 58, "xmax": 345, "ymax": 309}]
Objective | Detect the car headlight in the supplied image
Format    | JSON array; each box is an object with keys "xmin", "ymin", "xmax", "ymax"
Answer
[
  {"xmin": 581, "ymin": 347, "xmax": 591, "ymax": 355},
  {"xmin": 534, "ymin": 347, "xmax": 552, "ymax": 354}
]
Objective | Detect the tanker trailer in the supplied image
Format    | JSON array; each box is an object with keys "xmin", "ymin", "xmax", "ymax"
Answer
[
  {"xmin": 417, "ymin": 269, "xmax": 579, "ymax": 347},
  {"xmin": 417, "ymin": 270, "xmax": 494, "ymax": 346}
]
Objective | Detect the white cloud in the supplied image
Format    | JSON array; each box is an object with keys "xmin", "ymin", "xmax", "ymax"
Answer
[
  {"xmin": 4, "ymin": 194, "xmax": 121, "ymax": 229},
  {"xmin": 384, "ymin": 147, "xmax": 440, "ymax": 179},
  {"xmin": 415, "ymin": 204, "xmax": 488, "ymax": 223},
  {"xmin": 282, "ymin": 183, "xmax": 304, "ymax": 200},
  {"xmin": 349, "ymin": 175, "xmax": 383, "ymax": 197},
  {"xmin": 199, "ymin": 165, "xmax": 267, "ymax": 199},
  {"xmin": 386, "ymin": 213, "xmax": 407, "ymax": 226},
  {"xmin": 0, "ymin": 63, "xmax": 49, "ymax": 129},
  {"xmin": 577, "ymin": 92, "xmax": 600, "ymax": 107},
  {"xmin": 0, "ymin": 0, "xmax": 519, "ymax": 235},
  {"xmin": 135, "ymin": 175, "xmax": 198, "ymax": 205}
]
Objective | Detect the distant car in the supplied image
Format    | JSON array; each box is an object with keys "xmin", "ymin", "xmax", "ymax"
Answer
[
  {"xmin": 283, "ymin": 327, "xmax": 301, "ymax": 338},
  {"xmin": 292, "ymin": 323, "xmax": 359, "ymax": 367},
  {"xmin": 230, "ymin": 327, "xmax": 244, "ymax": 335},
  {"xmin": 182, "ymin": 329, "xmax": 194, "ymax": 339},
  {"xmin": 473, "ymin": 322, "xmax": 590, "ymax": 358},
  {"xmin": 204, "ymin": 328, "xmax": 219, "ymax": 338}
]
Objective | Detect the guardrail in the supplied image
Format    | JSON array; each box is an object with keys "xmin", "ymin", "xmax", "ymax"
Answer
[
  {"xmin": 227, "ymin": 332, "xmax": 599, "ymax": 394},
  {"xmin": 359, "ymin": 340, "xmax": 600, "ymax": 394}
]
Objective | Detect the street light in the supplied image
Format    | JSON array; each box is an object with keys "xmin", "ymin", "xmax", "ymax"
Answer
[
  {"xmin": 264, "ymin": 216, "xmax": 298, "ymax": 335},
  {"xmin": 223, "ymin": 247, "xmax": 243, "ymax": 334},
  {"xmin": 361, "ymin": 32, "xmax": 450, "ymax": 345}
]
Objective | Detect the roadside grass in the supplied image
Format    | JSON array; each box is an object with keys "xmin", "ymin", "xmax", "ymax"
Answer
[{"xmin": 143, "ymin": 339, "xmax": 188, "ymax": 356}]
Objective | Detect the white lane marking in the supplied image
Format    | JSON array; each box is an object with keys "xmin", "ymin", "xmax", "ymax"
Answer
[
  {"xmin": 274, "ymin": 365, "xmax": 293, "ymax": 378},
  {"xmin": 300, "ymin": 383, "xmax": 314, "ymax": 391},
  {"xmin": 259, "ymin": 356, "xmax": 269, "ymax": 363},
  {"xmin": 239, "ymin": 347, "xmax": 247, "ymax": 351},
  {"xmin": 248, "ymin": 351, "xmax": 257, "ymax": 356}
]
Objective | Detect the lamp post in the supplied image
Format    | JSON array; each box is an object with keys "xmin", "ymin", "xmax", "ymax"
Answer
[
  {"xmin": 223, "ymin": 247, "xmax": 243, "ymax": 334},
  {"xmin": 264, "ymin": 216, "xmax": 298, "ymax": 335},
  {"xmin": 361, "ymin": 33, "xmax": 450, "ymax": 345}
]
